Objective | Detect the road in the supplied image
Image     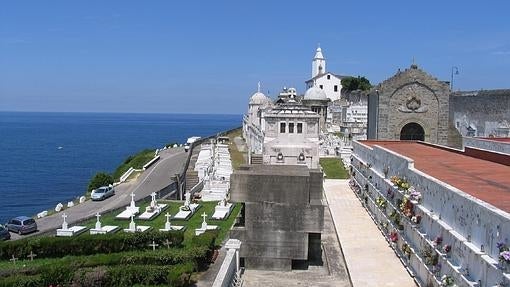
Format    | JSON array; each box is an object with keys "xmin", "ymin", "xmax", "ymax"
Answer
[{"xmin": 11, "ymin": 147, "xmax": 188, "ymax": 240}]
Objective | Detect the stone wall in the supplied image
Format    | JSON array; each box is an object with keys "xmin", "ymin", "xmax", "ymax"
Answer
[
  {"xmin": 351, "ymin": 141, "xmax": 510, "ymax": 286},
  {"xmin": 230, "ymin": 165, "xmax": 324, "ymax": 271},
  {"xmin": 463, "ymin": 137, "xmax": 510, "ymax": 155},
  {"xmin": 451, "ymin": 90, "xmax": 510, "ymax": 137}
]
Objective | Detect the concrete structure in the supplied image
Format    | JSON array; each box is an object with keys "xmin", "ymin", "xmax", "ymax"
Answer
[
  {"xmin": 261, "ymin": 103, "xmax": 320, "ymax": 168},
  {"xmin": 302, "ymin": 85, "xmax": 330, "ymax": 132},
  {"xmin": 351, "ymin": 140, "xmax": 510, "ymax": 287},
  {"xmin": 367, "ymin": 64, "xmax": 451, "ymax": 146},
  {"xmin": 230, "ymin": 164, "xmax": 324, "ymax": 271},
  {"xmin": 212, "ymin": 239, "xmax": 243, "ymax": 287},
  {"xmin": 341, "ymin": 100, "xmax": 368, "ymax": 140},
  {"xmin": 305, "ymin": 46, "xmax": 343, "ymax": 102}
]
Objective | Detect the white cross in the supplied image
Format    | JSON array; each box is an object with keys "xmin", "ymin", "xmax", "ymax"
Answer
[
  {"xmin": 131, "ymin": 192, "xmax": 135, "ymax": 201},
  {"xmin": 165, "ymin": 212, "xmax": 171, "ymax": 222},
  {"xmin": 62, "ymin": 212, "xmax": 68, "ymax": 221},
  {"xmin": 163, "ymin": 239, "xmax": 171, "ymax": 249},
  {"xmin": 27, "ymin": 251, "xmax": 37, "ymax": 261},
  {"xmin": 201, "ymin": 212, "xmax": 208, "ymax": 222},
  {"xmin": 151, "ymin": 192, "xmax": 157, "ymax": 200},
  {"xmin": 9, "ymin": 255, "xmax": 18, "ymax": 265},
  {"xmin": 148, "ymin": 240, "xmax": 159, "ymax": 251},
  {"xmin": 96, "ymin": 212, "xmax": 101, "ymax": 221},
  {"xmin": 130, "ymin": 214, "xmax": 135, "ymax": 223}
]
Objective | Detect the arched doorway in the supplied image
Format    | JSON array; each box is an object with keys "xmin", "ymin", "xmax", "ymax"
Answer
[{"xmin": 400, "ymin": 122, "xmax": 425, "ymax": 141}]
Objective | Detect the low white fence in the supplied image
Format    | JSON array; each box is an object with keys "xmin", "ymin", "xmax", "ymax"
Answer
[{"xmin": 143, "ymin": 155, "xmax": 160, "ymax": 170}]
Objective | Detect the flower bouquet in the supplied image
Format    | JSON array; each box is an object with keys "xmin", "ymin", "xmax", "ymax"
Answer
[
  {"xmin": 411, "ymin": 215, "xmax": 422, "ymax": 224},
  {"xmin": 409, "ymin": 188, "xmax": 422, "ymax": 202},
  {"xmin": 389, "ymin": 230, "xmax": 399, "ymax": 243},
  {"xmin": 433, "ymin": 236, "xmax": 443, "ymax": 248},
  {"xmin": 442, "ymin": 244, "xmax": 451, "ymax": 255},
  {"xmin": 440, "ymin": 275, "xmax": 454, "ymax": 286}
]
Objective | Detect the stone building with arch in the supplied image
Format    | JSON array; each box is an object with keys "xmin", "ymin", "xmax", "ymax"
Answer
[{"xmin": 367, "ymin": 64, "xmax": 452, "ymax": 146}]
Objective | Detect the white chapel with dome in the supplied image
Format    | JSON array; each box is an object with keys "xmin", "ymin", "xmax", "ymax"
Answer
[{"xmin": 305, "ymin": 45, "xmax": 345, "ymax": 102}]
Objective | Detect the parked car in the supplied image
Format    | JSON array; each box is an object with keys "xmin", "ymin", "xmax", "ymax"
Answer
[
  {"xmin": 0, "ymin": 224, "xmax": 10, "ymax": 240},
  {"xmin": 5, "ymin": 216, "xmax": 37, "ymax": 235},
  {"xmin": 91, "ymin": 185, "xmax": 115, "ymax": 201}
]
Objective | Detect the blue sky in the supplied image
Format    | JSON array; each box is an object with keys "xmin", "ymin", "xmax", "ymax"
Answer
[{"xmin": 1, "ymin": 1, "xmax": 509, "ymax": 114}]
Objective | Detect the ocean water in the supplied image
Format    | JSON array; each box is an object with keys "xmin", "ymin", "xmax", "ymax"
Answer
[{"xmin": 0, "ymin": 112, "xmax": 241, "ymax": 224}]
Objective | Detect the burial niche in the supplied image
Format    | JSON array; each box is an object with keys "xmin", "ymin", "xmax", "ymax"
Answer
[{"xmin": 400, "ymin": 122, "xmax": 425, "ymax": 141}]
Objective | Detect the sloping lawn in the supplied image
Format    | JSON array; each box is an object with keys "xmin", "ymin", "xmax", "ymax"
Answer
[{"xmin": 319, "ymin": 158, "xmax": 349, "ymax": 179}]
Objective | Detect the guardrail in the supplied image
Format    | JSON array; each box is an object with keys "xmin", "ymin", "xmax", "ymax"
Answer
[{"xmin": 143, "ymin": 155, "xmax": 160, "ymax": 170}]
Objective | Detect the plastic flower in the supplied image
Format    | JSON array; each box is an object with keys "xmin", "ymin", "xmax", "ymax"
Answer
[
  {"xmin": 442, "ymin": 244, "xmax": 451, "ymax": 253},
  {"xmin": 500, "ymin": 250, "xmax": 510, "ymax": 263}
]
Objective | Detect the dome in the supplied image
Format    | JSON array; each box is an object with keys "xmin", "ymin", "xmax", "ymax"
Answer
[
  {"xmin": 304, "ymin": 86, "xmax": 327, "ymax": 100},
  {"xmin": 249, "ymin": 92, "xmax": 272, "ymax": 105}
]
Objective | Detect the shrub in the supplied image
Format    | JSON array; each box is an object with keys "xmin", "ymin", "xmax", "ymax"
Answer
[
  {"xmin": 105, "ymin": 265, "xmax": 170, "ymax": 287},
  {"xmin": 0, "ymin": 275, "xmax": 41, "ymax": 287},
  {"xmin": 167, "ymin": 262, "xmax": 194, "ymax": 287},
  {"xmin": 39, "ymin": 264, "xmax": 74, "ymax": 286},
  {"xmin": 87, "ymin": 172, "xmax": 114, "ymax": 192},
  {"xmin": 0, "ymin": 230, "xmax": 184, "ymax": 260}
]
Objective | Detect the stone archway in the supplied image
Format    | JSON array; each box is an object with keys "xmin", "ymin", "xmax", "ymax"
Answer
[{"xmin": 400, "ymin": 122, "xmax": 425, "ymax": 141}]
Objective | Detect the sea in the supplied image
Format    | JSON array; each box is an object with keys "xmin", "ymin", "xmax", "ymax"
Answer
[{"xmin": 0, "ymin": 111, "xmax": 242, "ymax": 224}]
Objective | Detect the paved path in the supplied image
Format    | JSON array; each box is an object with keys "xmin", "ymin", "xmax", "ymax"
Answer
[
  {"xmin": 12, "ymin": 147, "xmax": 188, "ymax": 240},
  {"xmin": 323, "ymin": 179, "xmax": 416, "ymax": 287}
]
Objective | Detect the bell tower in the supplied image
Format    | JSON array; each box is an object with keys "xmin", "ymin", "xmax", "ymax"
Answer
[{"xmin": 312, "ymin": 44, "xmax": 326, "ymax": 78}]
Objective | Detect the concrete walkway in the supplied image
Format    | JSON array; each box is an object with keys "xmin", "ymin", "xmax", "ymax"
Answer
[{"xmin": 324, "ymin": 179, "xmax": 416, "ymax": 287}]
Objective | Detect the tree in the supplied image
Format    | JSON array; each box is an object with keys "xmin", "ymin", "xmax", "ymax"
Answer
[
  {"xmin": 87, "ymin": 172, "xmax": 114, "ymax": 192},
  {"xmin": 341, "ymin": 76, "xmax": 372, "ymax": 92}
]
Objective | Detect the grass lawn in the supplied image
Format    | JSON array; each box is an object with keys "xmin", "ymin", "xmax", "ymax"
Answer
[
  {"xmin": 319, "ymin": 158, "xmax": 350, "ymax": 179},
  {"xmin": 225, "ymin": 128, "xmax": 246, "ymax": 170},
  {"xmin": 112, "ymin": 149, "xmax": 156, "ymax": 181},
  {"xmin": 79, "ymin": 200, "xmax": 241, "ymax": 246}
]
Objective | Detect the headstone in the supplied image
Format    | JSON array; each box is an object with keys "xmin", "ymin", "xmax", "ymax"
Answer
[
  {"xmin": 95, "ymin": 213, "xmax": 102, "ymax": 230},
  {"xmin": 201, "ymin": 212, "xmax": 208, "ymax": 229},
  {"xmin": 61, "ymin": 213, "xmax": 68, "ymax": 230},
  {"xmin": 148, "ymin": 240, "xmax": 159, "ymax": 251},
  {"xmin": 129, "ymin": 193, "xmax": 136, "ymax": 210},
  {"xmin": 128, "ymin": 215, "xmax": 136, "ymax": 231},
  {"xmin": 26, "ymin": 251, "xmax": 37, "ymax": 261},
  {"xmin": 165, "ymin": 212, "xmax": 172, "ymax": 230},
  {"xmin": 150, "ymin": 192, "xmax": 157, "ymax": 209},
  {"xmin": 184, "ymin": 192, "xmax": 191, "ymax": 207},
  {"xmin": 9, "ymin": 255, "xmax": 17, "ymax": 265}
]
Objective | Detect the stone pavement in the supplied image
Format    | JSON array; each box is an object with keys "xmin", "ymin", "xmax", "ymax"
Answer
[
  {"xmin": 11, "ymin": 147, "xmax": 188, "ymax": 240},
  {"xmin": 323, "ymin": 179, "xmax": 416, "ymax": 287}
]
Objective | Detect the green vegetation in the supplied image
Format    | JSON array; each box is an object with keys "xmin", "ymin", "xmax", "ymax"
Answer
[
  {"xmin": 320, "ymin": 158, "xmax": 350, "ymax": 179},
  {"xmin": 0, "ymin": 200, "xmax": 240, "ymax": 286},
  {"xmin": 225, "ymin": 128, "xmax": 246, "ymax": 170},
  {"xmin": 112, "ymin": 149, "xmax": 155, "ymax": 181},
  {"xmin": 341, "ymin": 76, "xmax": 372, "ymax": 92},
  {"xmin": 87, "ymin": 172, "xmax": 114, "ymax": 193}
]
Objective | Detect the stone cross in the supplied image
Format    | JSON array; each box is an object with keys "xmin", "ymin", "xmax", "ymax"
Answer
[
  {"xmin": 9, "ymin": 255, "xmax": 18, "ymax": 265},
  {"xmin": 150, "ymin": 192, "xmax": 157, "ymax": 208},
  {"xmin": 27, "ymin": 251, "xmax": 37, "ymax": 261},
  {"xmin": 163, "ymin": 239, "xmax": 171, "ymax": 249},
  {"xmin": 165, "ymin": 213, "xmax": 172, "ymax": 230},
  {"xmin": 130, "ymin": 192, "xmax": 136, "ymax": 209},
  {"xmin": 95, "ymin": 213, "xmax": 102, "ymax": 230},
  {"xmin": 61, "ymin": 213, "xmax": 68, "ymax": 230},
  {"xmin": 129, "ymin": 214, "xmax": 136, "ymax": 231},
  {"xmin": 184, "ymin": 192, "xmax": 191, "ymax": 207},
  {"xmin": 148, "ymin": 240, "xmax": 159, "ymax": 251},
  {"xmin": 201, "ymin": 212, "xmax": 208, "ymax": 229}
]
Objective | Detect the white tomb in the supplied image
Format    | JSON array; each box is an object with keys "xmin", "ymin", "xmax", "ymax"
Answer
[
  {"xmin": 138, "ymin": 192, "xmax": 168, "ymax": 220},
  {"xmin": 90, "ymin": 213, "xmax": 120, "ymax": 235},
  {"xmin": 173, "ymin": 192, "xmax": 200, "ymax": 220},
  {"xmin": 56, "ymin": 213, "xmax": 87, "ymax": 237},
  {"xmin": 159, "ymin": 212, "xmax": 185, "ymax": 232},
  {"xmin": 195, "ymin": 212, "xmax": 218, "ymax": 236},
  {"xmin": 116, "ymin": 192, "xmax": 140, "ymax": 219},
  {"xmin": 123, "ymin": 214, "xmax": 151, "ymax": 233},
  {"xmin": 211, "ymin": 199, "xmax": 234, "ymax": 220}
]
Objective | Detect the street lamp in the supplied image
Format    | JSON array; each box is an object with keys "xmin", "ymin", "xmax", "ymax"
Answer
[{"xmin": 450, "ymin": 66, "xmax": 459, "ymax": 91}]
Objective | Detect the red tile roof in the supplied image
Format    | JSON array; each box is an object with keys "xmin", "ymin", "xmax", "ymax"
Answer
[{"xmin": 361, "ymin": 141, "xmax": 510, "ymax": 213}]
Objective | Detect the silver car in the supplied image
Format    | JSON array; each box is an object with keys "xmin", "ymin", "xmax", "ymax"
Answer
[
  {"xmin": 6, "ymin": 216, "xmax": 37, "ymax": 235},
  {"xmin": 91, "ymin": 186, "xmax": 115, "ymax": 201}
]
